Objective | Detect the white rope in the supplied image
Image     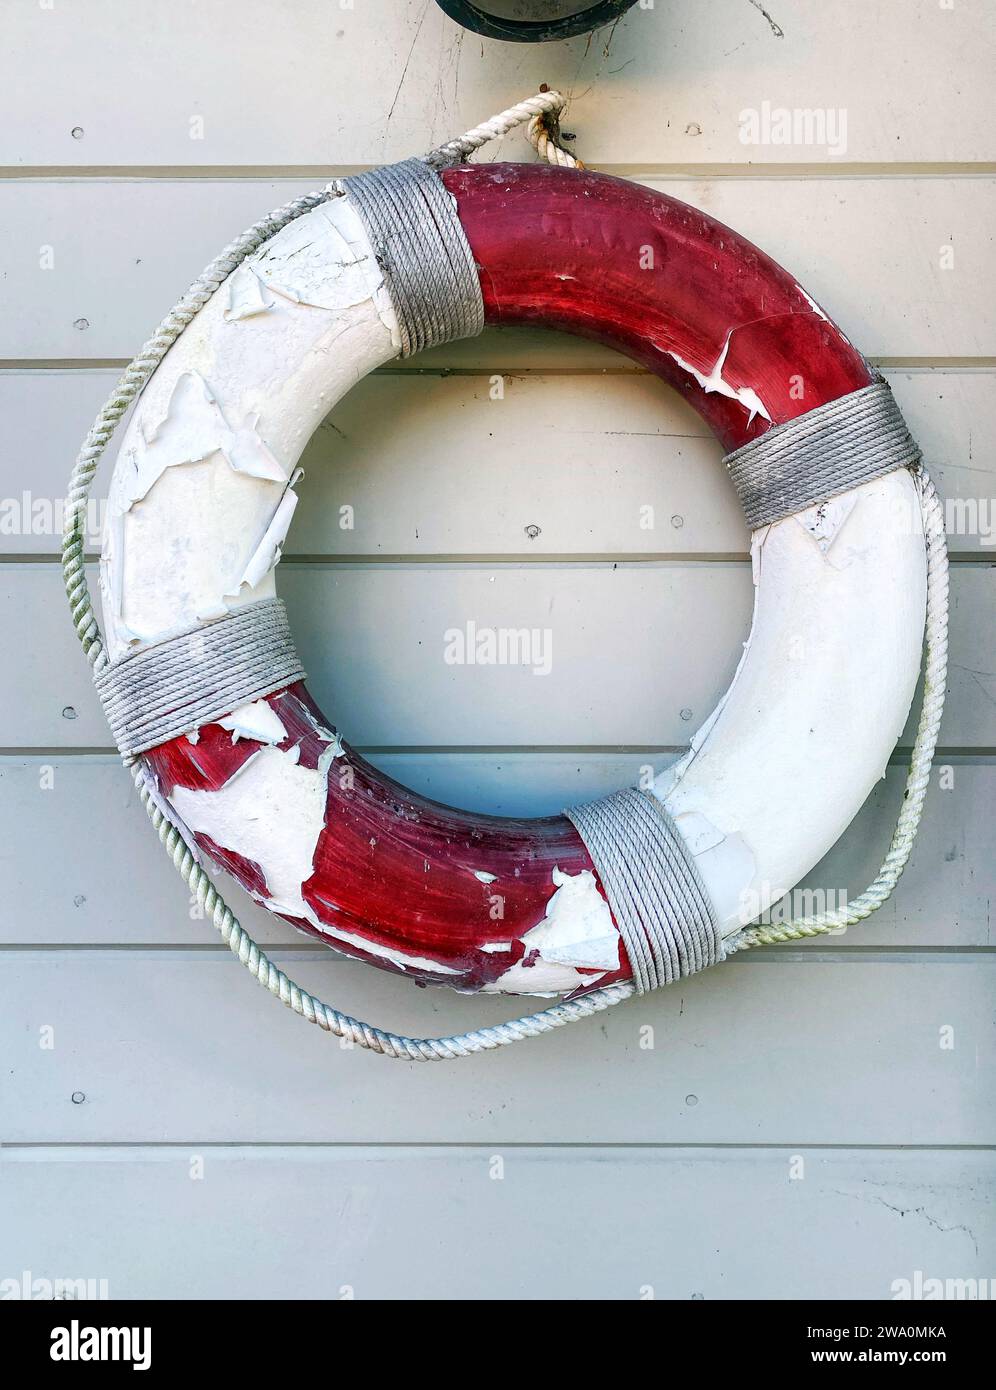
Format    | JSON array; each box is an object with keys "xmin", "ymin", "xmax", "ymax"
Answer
[
  {"xmin": 62, "ymin": 93, "xmax": 947, "ymax": 1059},
  {"xmin": 424, "ymin": 89, "xmax": 581, "ymax": 169}
]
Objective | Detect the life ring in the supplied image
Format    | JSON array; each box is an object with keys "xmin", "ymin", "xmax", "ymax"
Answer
[{"xmin": 67, "ymin": 95, "xmax": 945, "ymax": 1055}]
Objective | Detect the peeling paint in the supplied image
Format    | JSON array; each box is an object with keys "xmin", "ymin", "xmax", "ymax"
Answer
[
  {"xmin": 669, "ymin": 332, "xmax": 772, "ymax": 426},
  {"xmin": 795, "ymin": 493, "xmax": 860, "ymax": 568},
  {"xmin": 302, "ymin": 901, "xmax": 463, "ymax": 976},
  {"xmin": 795, "ymin": 284, "xmax": 830, "ymax": 323},
  {"xmin": 123, "ymin": 371, "xmax": 288, "ymax": 508},
  {"xmin": 316, "ymin": 735, "xmax": 345, "ymax": 779},
  {"xmin": 481, "ymin": 959, "xmax": 606, "ymax": 997},
  {"xmin": 230, "ymin": 470, "xmax": 302, "ymax": 595},
  {"xmin": 473, "ymin": 870, "xmax": 498, "ymax": 883},
  {"xmin": 169, "ymin": 743, "xmax": 327, "ymax": 924},
  {"xmin": 519, "ymin": 867, "xmax": 620, "ymax": 971},
  {"xmin": 217, "ymin": 700, "xmax": 288, "ymax": 746},
  {"xmin": 250, "ymin": 200, "xmax": 399, "ymax": 347},
  {"xmin": 224, "ymin": 264, "xmax": 274, "ymax": 322}
]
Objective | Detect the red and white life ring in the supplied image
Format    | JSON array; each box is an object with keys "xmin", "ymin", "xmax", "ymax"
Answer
[{"xmin": 92, "ymin": 159, "xmax": 928, "ymax": 1003}]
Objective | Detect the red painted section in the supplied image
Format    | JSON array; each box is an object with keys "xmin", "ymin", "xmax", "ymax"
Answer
[
  {"xmin": 144, "ymin": 684, "xmax": 617, "ymax": 992},
  {"xmin": 442, "ymin": 163, "xmax": 873, "ymax": 452},
  {"xmin": 143, "ymin": 166, "xmax": 874, "ymax": 993}
]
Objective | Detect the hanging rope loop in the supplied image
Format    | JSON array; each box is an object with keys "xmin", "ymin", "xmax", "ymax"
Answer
[{"xmin": 423, "ymin": 88, "xmax": 581, "ymax": 170}]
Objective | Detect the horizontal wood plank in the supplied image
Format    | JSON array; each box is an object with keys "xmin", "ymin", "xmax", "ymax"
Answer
[
  {"xmin": 1, "ymin": 177, "xmax": 991, "ymax": 361},
  {"xmin": 2, "ymin": 952, "xmax": 992, "ymax": 1144},
  {"xmin": 1, "ymin": 1145, "xmax": 991, "ymax": 1300},
  {"xmin": 1, "ymin": 561, "xmax": 991, "ymax": 749},
  {"xmin": 1, "ymin": 755, "xmax": 991, "ymax": 948},
  {"xmin": 2, "ymin": 368, "xmax": 992, "ymax": 557},
  {"xmin": 1, "ymin": 0, "xmax": 990, "ymax": 168}
]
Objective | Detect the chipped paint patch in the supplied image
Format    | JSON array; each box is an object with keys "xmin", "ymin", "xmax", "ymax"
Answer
[
  {"xmin": 795, "ymin": 493, "xmax": 860, "ymax": 568},
  {"xmin": 795, "ymin": 284, "xmax": 830, "ymax": 323},
  {"xmin": 217, "ymin": 700, "xmax": 288, "ymax": 746},
  {"xmin": 480, "ymin": 958, "xmax": 606, "ymax": 997},
  {"xmin": 224, "ymin": 264, "xmax": 274, "ymax": 322},
  {"xmin": 303, "ymin": 905, "xmax": 464, "ymax": 976},
  {"xmin": 169, "ymin": 744, "xmax": 326, "ymax": 921},
  {"xmin": 473, "ymin": 870, "xmax": 498, "ymax": 883},
  {"xmin": 316, "ymin": 734, "xmax": 345, "ymax": 780},
  {"xmin": 123, "ymin": 371, "xmax": 288, "ymax": 508},
  {"xmin": 249, "ymin": 199, "xmax": 399, "ymax": 346},
  {"xmin": 230, "ymin": 471, "xmax": 302, "ymax": 595},
  {"xmin": 669, "ymin": 332, "xmax": 771, "ymax": 426},
  {"xmin": 168, "ymin": 740, "xmax": 461, "ymax": 979},
  {"xmin": 520, "ymin": 867, "xmax": 620, "ymax": 971}
]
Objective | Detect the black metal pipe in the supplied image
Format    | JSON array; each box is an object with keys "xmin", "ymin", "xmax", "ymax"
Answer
[{"xmin": 433, "ymin": 0, "xmax": 639, "ymax": 43}]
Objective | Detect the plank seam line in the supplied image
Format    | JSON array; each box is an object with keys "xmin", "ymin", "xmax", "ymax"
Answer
[
  {"xmin": 3, "ymin": 1141, "xmax": 995, "ymax": 1153},
  {"xmin": 2, "ymin": 162, "xmax": 994, "ymax": 181},
  {"xmin": 0, "ymin": 745, "xmax": 992, "ymax": 760},
  {"xmin": 2, "ymin": 358, "xmax": 996, "ymax": 372},
  {"xmin": 2, "ymin": 551, "xmax": 987, "ymax": 566},
  {"xmin": 2, "ymin": 945, "xmax": 991, "ymax": 958}
]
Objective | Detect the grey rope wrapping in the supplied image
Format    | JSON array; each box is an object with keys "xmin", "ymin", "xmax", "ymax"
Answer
[
  {"xmin": 337, "ymin": 159, "xmax": 485, "ymax": 357},
  {"xmin": 60, "ymin": 91, "xmax": 948, "ymax": 1059},
  {"xmin": 94, "ymin": 599, "xmax": 304, "ymax": 757},
  {"xmin": 725, "ymin": 380, "xmax": 921, "ymax": 530},
  {"xmin": 566, "ymin": 790, "xmax": 722, "ymax": 993}
]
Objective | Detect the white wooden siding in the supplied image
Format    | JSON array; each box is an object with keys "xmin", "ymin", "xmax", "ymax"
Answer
[{"xmin": 0, "ymin": 0, "xmax": 992, "ymax": 1301}]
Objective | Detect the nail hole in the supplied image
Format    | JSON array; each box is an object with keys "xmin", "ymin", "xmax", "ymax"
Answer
[
  {"xmin": 680, "ymin": 708, "xmax": 693, "ymax": 722},
  {"xmin": 72, "ymin": 318, "xmax": 89, "ymax": 332},
  {"xmin": 524, "ymin": 523, "xmax": 541, "ymax": 540},
  {"xmin": 685, "ymin": 1094, "xmax": 699, "ymax": 1106},
  {"xmin": 71, "ymin": 1091, "xmax": 86, "ymax": 1105},
  {"xmin": 62, "ymin": 706, "xmax": 78, "ymax": 720},
  {"xmin": 670, "ymin": 514, "xmax": 684, "ymax": 528},
  {"xmin": 71, "ymin": 127, "xmax": 84, "ymax": 140}
]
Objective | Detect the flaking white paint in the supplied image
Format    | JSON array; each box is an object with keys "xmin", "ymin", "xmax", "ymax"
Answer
[
  {"xmin": 519, "ymin": 867, "xmax": 620, "ymax": 971},
  {"xmin": 217, "ymin": 700, "xmax": 288, "ymax": 746},
  {"xmin": 669, "ymin": 331, "xmax": 772, "ymax": 427},
  {"xmin": 100, "ymin": 196, "xmax": 400, "ymax": 659}
]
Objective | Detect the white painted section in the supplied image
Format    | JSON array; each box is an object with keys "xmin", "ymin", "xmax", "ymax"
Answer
[
  {"xmin": 1, "ymin": 0, "xmax": 991, "ymax": 1300},
  {"xmin": 657, "ymin": 470, "xmax": 926, "ymax": 934},
  {"xmin": 99, "ymin": 195, "xmax": 399, "ymax": 656}
]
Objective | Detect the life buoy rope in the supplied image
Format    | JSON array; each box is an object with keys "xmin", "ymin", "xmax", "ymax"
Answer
[{"xmin": 63, "ymin": 92, "xmax": 949, "ymax": 1059}]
